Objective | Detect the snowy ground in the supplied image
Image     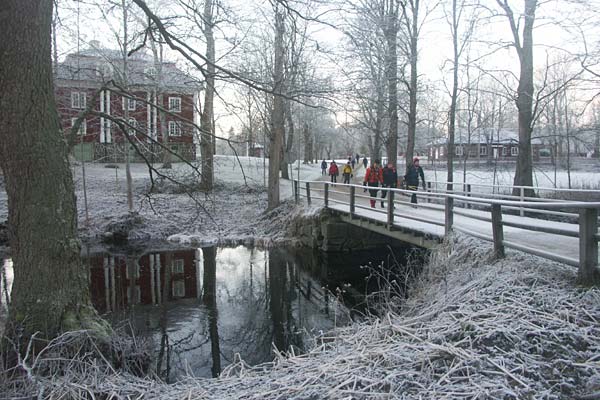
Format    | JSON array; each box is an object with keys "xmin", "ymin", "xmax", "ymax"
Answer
[{"xmin": 0, "ymin": 156, "xmax": 323, "ymax": 246}]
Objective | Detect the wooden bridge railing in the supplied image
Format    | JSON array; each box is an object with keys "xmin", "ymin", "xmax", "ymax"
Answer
[{"xmin": 293, "ymin": 179, "xmax": 600, "ymax": 285}]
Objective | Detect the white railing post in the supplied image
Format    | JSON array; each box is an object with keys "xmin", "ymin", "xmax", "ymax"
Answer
[
  {"xmin": 520, "ymin": 187, "xmax": 525, "ymax": 217},
  {"xmin": 491, "ymin": 204, "xmax": 505, "ymax": 258},
  {"xmin": 578, "ymin": 208, "xmax": 599, "ymax": 285}
]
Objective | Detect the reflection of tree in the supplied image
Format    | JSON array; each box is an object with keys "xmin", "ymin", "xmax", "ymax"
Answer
[
  {"xmin": 202, "ymin": 246, "xmax": 221, "ymax": 378},
  {"xmin": 157, "ymin": 253, "xmax": 172, "ymax": 382},
  {"xmin": 269, "ymin": 248, "xmax": 286, "ymax": 351}
]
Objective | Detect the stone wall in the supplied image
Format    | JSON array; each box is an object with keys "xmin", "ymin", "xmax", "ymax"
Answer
[{"xmin": 288, "ymin": 208, "xmax": 398, "ymax": 252}]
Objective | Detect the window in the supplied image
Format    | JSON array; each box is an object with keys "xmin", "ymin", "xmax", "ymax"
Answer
[
  {"xmin": 71, "ymin": 117, "xmax": 87, "ymax": 135},
  {"xmin": 145, "ymin": 66, "xmax": 157, "ymax": 77},
  {"xmin": 169, "ymin": 97, "xmax": 182, "ymax": 112},
  {"xmin": 71, "ymin": 91, "xmax": 86, "ymax": 109},
  {"xmin": 539, "ymin": 148, "xmax": 551, "ymax": 157},
  {"xmin": 168, "ymin": 121, "xmax": 182, "ymax": 136},
  {"xmin": 128, "ymin": 118, "xmax": 137, "ymax": 135},
  {"xmin": 122, "ymin": 96, "xmax": 136, "ymax": 111},
  {"xmin": 172, "ymin": 280, "xmax": 185, "ymax": 298},
  {"xmin": 173, "ymin": 259, "xmax": 184, "ymax": 274},
  {"xmin": 511, "ymin": 147, "xmax": 518, "ymax": 156},
  {"xmin": 502, "ymin": 147, "xmax": 507, "ymax": 156},
  {"xmin": 479, "ymin": 145, "xmax": 488, "ymax": 156},
  {"xmin": 455, "ymin": 146, "xmax": 463, "ymax": 156},
  {"xmin": 440, "ymin": 146, "xmax": 444, "ymax": 157}
]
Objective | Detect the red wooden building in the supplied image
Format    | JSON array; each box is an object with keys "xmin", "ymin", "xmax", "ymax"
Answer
[{"xmin": 55, "ymin": 42, "xmax": 201, "ymax": 162}]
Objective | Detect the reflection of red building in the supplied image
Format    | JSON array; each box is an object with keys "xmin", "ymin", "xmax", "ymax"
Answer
[{"xmin": 89, "ymin": 249, "xmax": 200, "ymax": 314}]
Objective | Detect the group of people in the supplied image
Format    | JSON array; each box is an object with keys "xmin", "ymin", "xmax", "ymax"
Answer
[
  {"xmin": 363, "ymin": 157, "xmax": 426, "ymax": 208},
  {"xmin": 320, "ymin": 155, "xmax": 426, "ymax": 207},
  {"xmin": 321, "ymin": 154, "xmax": 368, "ymax": 184}
]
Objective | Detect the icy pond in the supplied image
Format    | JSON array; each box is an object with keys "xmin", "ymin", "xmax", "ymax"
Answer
[{"xmin": 1, "ymin": 243, "xmax": 422, "ymax": 381}]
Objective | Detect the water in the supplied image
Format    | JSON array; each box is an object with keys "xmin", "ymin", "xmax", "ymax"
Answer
[{"xmin": 1, "ymin": 243, "xmax": 423, "ymax": 381}]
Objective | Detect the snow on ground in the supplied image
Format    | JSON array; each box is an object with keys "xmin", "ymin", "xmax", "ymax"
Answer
[
  {"xmin": 62, "ymin": 156, "xmax": 322, "ymax": 244},
  {"xmin": 9, "ymin": 234, "xmax": 599, "ymax": 399}
]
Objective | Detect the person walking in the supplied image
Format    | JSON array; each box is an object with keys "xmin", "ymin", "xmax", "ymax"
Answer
[
  {"xmin": 342, "ymin": 161, "xmax": 353, "ymax": 184},
  {"xmin": 321, "ymin": 160, "xmax": 327, "ymax": 176},
  {"xmin": 381, "ymin": 161, "xmax": 398, "ymax": 208},
  {"xmin": 362, "ymin": 156, "xmax": 368, "ymax": 169},
  {"xmin": 329, "ymin": 160, "xmax": 339, "ymax": 183},
  {"xmin": 363, "ymin": 159, "xmax": 383, "ymax": 208},
  {"xmin": 351, "ymin": 157, "xmax": 356, "ymax": 169},
  {"xmin": 404, "ymin": 157, "xmax": 426, "ymax": 204}
]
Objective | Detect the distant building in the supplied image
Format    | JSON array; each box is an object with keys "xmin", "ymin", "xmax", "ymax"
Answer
[
  {"xmin": 54, "ymin": 41, "xmax": 202, "ymax": 162},
  {"xmin": 427, "ymin": 128, "xmax": 552, "ymax": 162}
]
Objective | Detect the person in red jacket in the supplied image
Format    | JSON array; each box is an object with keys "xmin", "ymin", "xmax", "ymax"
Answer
[
  {"xmin": 328, "ymin": 161, "xmax": 339, "ymax": 183},
  {"xmin": 363, "ymin": 159, "xmax": 383, "ymax": 208}
]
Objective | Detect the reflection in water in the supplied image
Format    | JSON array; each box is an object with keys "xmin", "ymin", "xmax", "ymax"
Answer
[{"xmin": 2, "ymin": 243, "xmax": 420, "ymax": 380}]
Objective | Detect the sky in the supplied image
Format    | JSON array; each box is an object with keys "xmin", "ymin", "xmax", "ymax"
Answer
[{"xmin": 55, "ymin": 0, "xmax": 600, "ymax": 135}]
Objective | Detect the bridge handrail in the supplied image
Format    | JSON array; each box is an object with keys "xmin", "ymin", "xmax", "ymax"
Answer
[
  {"xmin": 295, "ymin": 180, "xmax": 600, "ymax": 210},
  {"xmin": 292, "ymin": 178, "xmax": 600, "ymax": 285},
  {"xmin": 427, "ymin": 180, "xmax": 600, "ymax": 193}
]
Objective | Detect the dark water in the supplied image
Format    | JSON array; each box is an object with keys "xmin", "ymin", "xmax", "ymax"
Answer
[{"xmin": 2, "ymin": 244, "xmax": 424, "ymax": 381}]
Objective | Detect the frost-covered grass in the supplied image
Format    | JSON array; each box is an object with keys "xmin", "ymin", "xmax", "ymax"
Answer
[
  {"xmin": 58, "ymin": 156, "xmax": 323, "ymax": 242},
  {"xmin": 3, "ymin": 234, "xmax": 598, "ymax": 399}
]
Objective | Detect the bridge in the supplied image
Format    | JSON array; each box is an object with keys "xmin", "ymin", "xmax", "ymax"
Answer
[{"xmin": 292, "ymin": 178, "xmax": 600, "ymax": 285}]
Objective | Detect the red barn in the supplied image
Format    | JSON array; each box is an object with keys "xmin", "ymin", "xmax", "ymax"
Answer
[{"xmin": 55, "ymin": 41, "xmax": 202, "ymax": 162}]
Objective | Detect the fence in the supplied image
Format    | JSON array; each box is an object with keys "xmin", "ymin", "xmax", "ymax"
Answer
[{"xmin": 293, "ymin": 179, "xmax": 600, "ymax": 285}]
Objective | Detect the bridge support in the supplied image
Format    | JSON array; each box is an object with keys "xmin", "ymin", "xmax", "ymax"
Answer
[{"xmin": 578, "ymin": 208, "xmax": 599, "ymax": 285}]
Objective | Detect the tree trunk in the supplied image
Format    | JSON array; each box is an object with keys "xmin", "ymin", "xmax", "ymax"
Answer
[
  {"xmin": 385, "ymin": 4, "xmax": 399, "ymax": 167},
  {"xmin": 280, "ymin": 101, "xmax": 294, "ymax": 180},
  {"xmin": 508, "ymin": 0, "xmax": 537, "ymax": 197},
  {"xmin": 404, "ymin": 2, "xmax": 419, "ymax": 172},
  {"xmin": 0, "ymin": 0, "xmax": 106, "ymax": 340},
  {"xmin": 200, "ymin": 0, "xmax": 215, "ymax": 190},
  {"xmin": 303, "ymin": 122, "xmax": 311, "ymax": 163},
  {"xmin": 268, "ymin": 5, "xmax": 286, "ymax": 210}
]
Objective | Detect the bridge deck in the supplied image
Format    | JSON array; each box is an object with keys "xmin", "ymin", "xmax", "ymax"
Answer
[{"xmin": 301, "ymin": 179, "xmax": 593, "ymax": 268}]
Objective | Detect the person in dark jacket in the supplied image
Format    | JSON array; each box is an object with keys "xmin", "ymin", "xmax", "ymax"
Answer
[
  {"xmin": 362, "ymin": 157, "xmax": 368, "ymax": 169},
  {"xmin": 363, "ymin": 159, "xmax": 383, "ymax": 208},
  {"xmin": 321, "ymin": 160, "xmax": 327, "ymax": 176},
  {"xmin": 404, "ymin": 157, "xmax": 426, "ymax": 204},
  {"xmin": 381, "ymin": 161, "xmax": 398, "ymax": 208}
]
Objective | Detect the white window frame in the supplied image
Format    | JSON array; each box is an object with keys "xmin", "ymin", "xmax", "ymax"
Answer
[
  {"xmin": 145, "ymin": 66, "xmax": 157, "ymax": 77},
  {"xmin": 71, "ymin": 117, "xmax": 87, "ymax": 135},
  {"xmin": 440, "ymin": 146, "xmax": 444, "ymax": 157},
  {"xmin": 479, "ymin": 145, "xmax": 488, "ymax": 156},
  {"xmin": 168, "ymin": 121, "xmax": 182, "ymax": 136},
  {"xmin": 173, "ymin": 259, "xmax": 184, "ymax": 274},
  {"xmin": 172, "ymin": 280, "xmax": 185, "ymax": 298},
  {"xmin": 128, "ymin": 118, "xmax": 137, "ymax": 135},
  {"xmin": 71, "ymin": 91, "xmax": 86, "ymax": 109},
  {"xmin": 502, "ymin": 147, "xmax": 507, "ymax": 156},
  {"xmin": 455, "ymin": 146, "xmax": 463, "ymax": 156},
  {"xmin": 511, "ymin": 146, "xmax": 518, "ymax": 156},
  {"xmin": 169, "ymin": 97, "xmax": 182, "ymax": 112},
  {"xmin": 122, "ymin": 96, "xmax": 136, "ymax": 111}
]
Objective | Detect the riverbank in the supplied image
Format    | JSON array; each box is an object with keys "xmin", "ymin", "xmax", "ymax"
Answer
[{"xmin": 3, "ymin": 233, "xmax": 598, "ymax": 399}]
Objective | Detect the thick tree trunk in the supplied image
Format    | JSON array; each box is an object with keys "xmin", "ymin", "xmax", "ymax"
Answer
[
  {"xmin": 303, "ymin": 122, "xmax": 312, "ymax": 163},
  {"xmin": 200, "ymin": 0, "xmax": 215, "ymax": 190},
  {"xmin": 0, "ymin": 0, "xmax": 106, "ymax": 339},
  {"xmin": 268, "ymin": 5, "xmax": 286, "ymax": 210},
  {"xmin": 404, "ymin": 2, "xmax": 419, "ymax": 172}
]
